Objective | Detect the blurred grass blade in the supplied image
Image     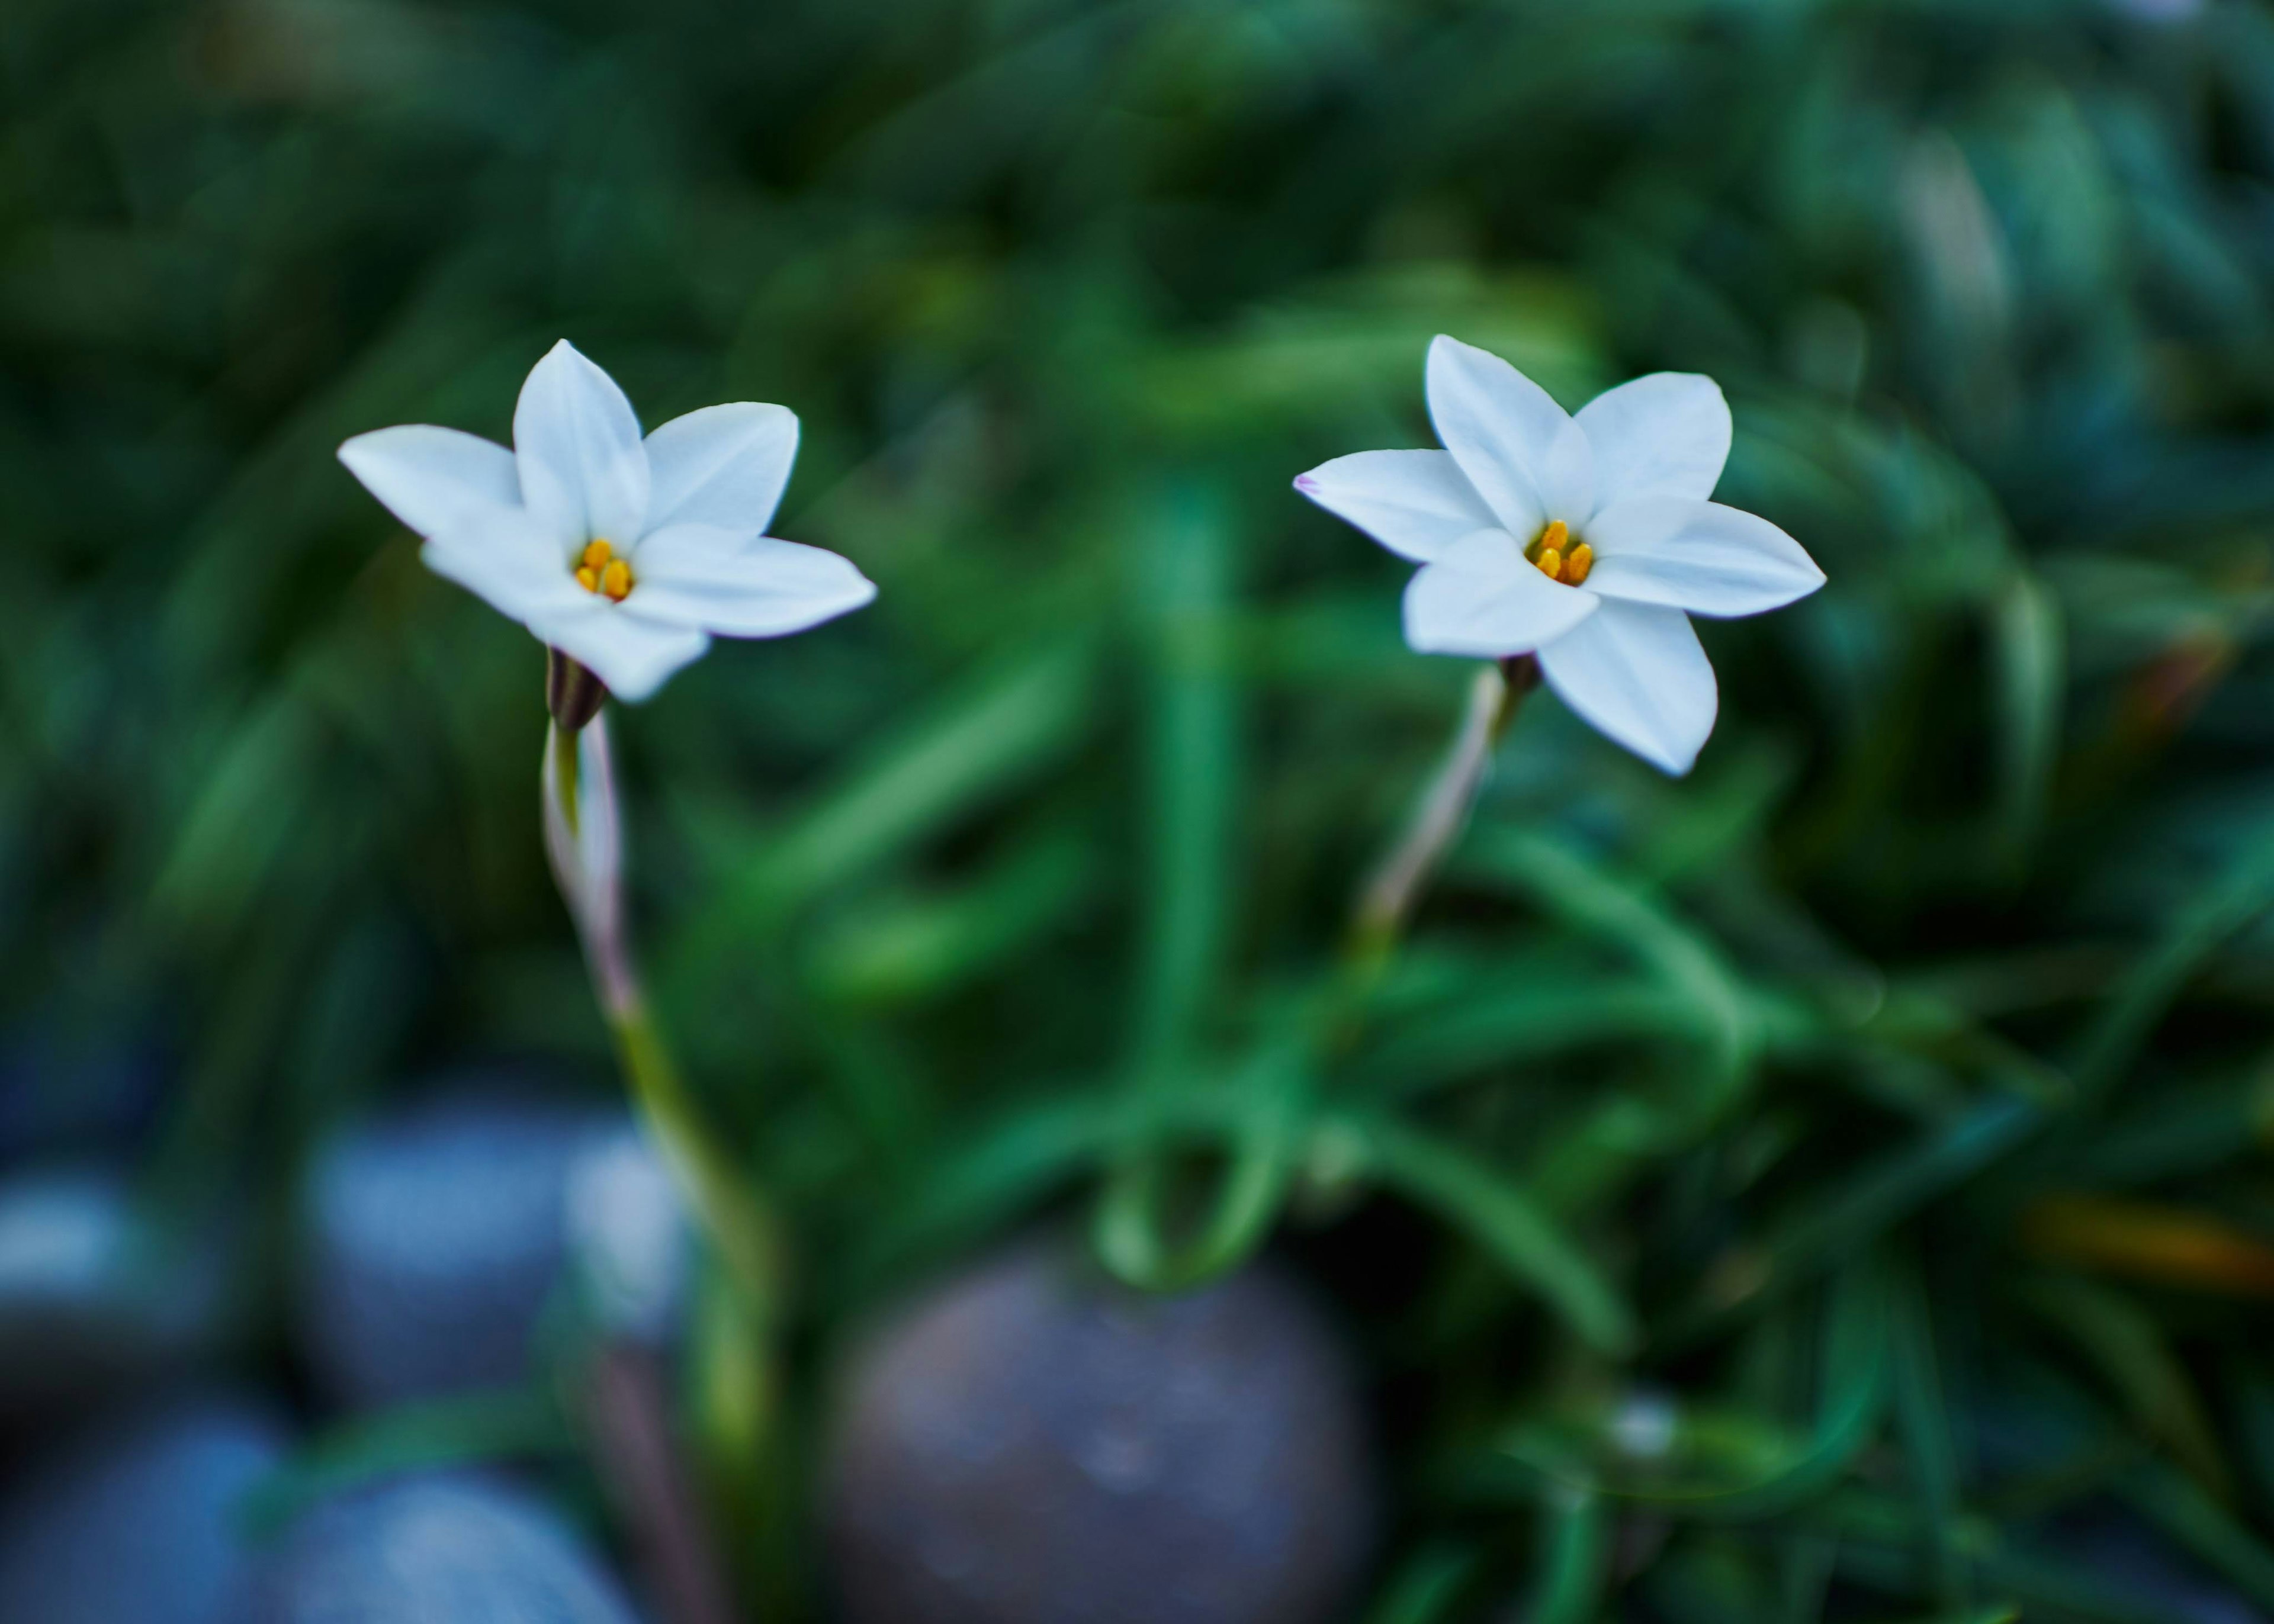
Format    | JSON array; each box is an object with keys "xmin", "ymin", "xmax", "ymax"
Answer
[
  {"xmin": 1128, "ymin": 479, "xmax": 1240, "ymax": 1072},
  {"xmin": 2070, "ymin": 807, "xmax": 2274, "ymax": 1105},
  {"xmin": 1665, "ymin": 1096, "xmax": 2037, "ymax": 1342},
  {"xmin": 2121, "ymin": 1458, "xmax": 2274, "ymax": 1612},
  {"xmin": 2021, "ymin": 1192, "xmax": 2274, "ymax": 1297},
  {"xmin": 1889, "ymin": 1260, "xmax": 1966, "ymax": 1606},
  {"xmin": 242, "ymin": 1388, "xmax": 568, "ymax": 1535},
  {"xmin": 674, "ymin": 637, "xmax": 1096, "ymax": 971},
  {"xmin": 1357, "ymin": 1114, "xmax": 1637, "ymax": 1355},
  {"xmin": 1096, "ymin": 1039, "xmax": 1308, "ymax": 1292},
  {"xmin": 1360, "ymin": 1542, "xmax": 1479, "ymax": 1624},
  {"xmin": 2019, "ymin": 1273, "xmax": 2228, "ymax": 1494},
  {"xmin": 1694, "ymin": 1266, "xmax": 1890, "ymax": 1522},
  {"xmin": 1462, "ymin": 827, "xmax": 1753, "ymax": 1128},
  {"xmin": 1524, "ymin": 1486, "xmax": 1607, "ymax": 1624},
  {"xmin": 1991, "ymin": 569, "xmax": 2064, "ymax": 867}
]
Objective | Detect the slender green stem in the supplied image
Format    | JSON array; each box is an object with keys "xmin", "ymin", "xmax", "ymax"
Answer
[
  {"xmin": 1345, "ymin": 654, "xmax": 1537, "ymax": 985},
  {"xmin": 539, "ymin": 706, "xmax": 775, "ymax": 1624},
  {"xmin": 1094, "ymin": 654, "xmax": 1541, "ymax": 1291},
  {"xmin": 541, "ymin": 714, "xmax": 784, "ymax": 1317},
  {"xmin": 606, "ymin": 996, "xmax": 785, "ymax": 1317}
]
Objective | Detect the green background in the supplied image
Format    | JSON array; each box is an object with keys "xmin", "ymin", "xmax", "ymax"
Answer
[{"xmin": 10, "ymin": 0, "xmax": 2274, "ymax": 1618}]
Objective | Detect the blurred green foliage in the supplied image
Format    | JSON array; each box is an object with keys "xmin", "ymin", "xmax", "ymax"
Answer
[{"xmin": 11, "ymin": 0, "xmax": 2274, "ymax": 1617}]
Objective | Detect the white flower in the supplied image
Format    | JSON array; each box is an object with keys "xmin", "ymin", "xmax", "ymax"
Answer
[
  {"xmin": 339, "ymin": 340, "xmax": 876, "ymax": 702},
  {"xmin": 1295, "ymin": 335, "xmax": 1823, "ymax": 774}
]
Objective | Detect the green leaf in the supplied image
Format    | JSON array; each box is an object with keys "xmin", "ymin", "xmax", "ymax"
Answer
[{"xmin": 1358, "ymin": 1114, "xmax": 1638, "ymax": 1356}]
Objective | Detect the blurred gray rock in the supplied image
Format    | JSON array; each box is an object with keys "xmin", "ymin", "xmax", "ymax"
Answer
[
  {"xmin": 0, "ymin": 1165, "xmax": 231, "ymax": 1436},
  {"xmin": 0, "ymin": 1391, "xmax": 287, "ymax": 1624},
  {"xmin": 250, "ymin": 1472, "xmax": 643, "ymax": 1624},
  {"xmin": 825, "ymin": 1240, "xmax": 1377, "ymax": 1624},
  {"xmin": 298, "ymin": 1091, "xmax": 689, "ymax": 1410}
]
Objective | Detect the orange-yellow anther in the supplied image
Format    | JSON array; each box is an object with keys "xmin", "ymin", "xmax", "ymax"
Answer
[
  {"xmin": 574, "ymin": 539, "xmax": 634, "ymax": 600},
  {"xmin": 1530, "ymin": 518, "xmax": 1575, "ymax": 581},
  {"xmin": 1563, "ymin": 542, "xmax": 1594, "ymax": 586}
]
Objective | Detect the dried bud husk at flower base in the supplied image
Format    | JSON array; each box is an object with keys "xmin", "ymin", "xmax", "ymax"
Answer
[
  {"xmin": 0, "ymin": 1393, "xmax": 288, "ymax": 1624},
  {"xmin": 247, "ymin": 1473, "xmax": 641, "ymax": 1624},
  {"xmin": 547, "ymin": 648, "xmax": 609, "ymax": 732},
  {"xmin": 824, "ymin": 1239, "xmax": 1377, "ymax": 1624}
]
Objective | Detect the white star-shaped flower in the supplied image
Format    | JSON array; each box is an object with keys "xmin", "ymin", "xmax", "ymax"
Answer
[
  {"xmin": 1296, "ymin": 335, "xmax": 1825, "ymax": 774},
  {"xmin": 339, "ymin": 340, "xmax": 876, "ymax": 703}
]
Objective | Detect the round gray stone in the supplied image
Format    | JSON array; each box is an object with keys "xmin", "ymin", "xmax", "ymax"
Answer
[
  {"xmin": 825, "ymin": 1240, "xmax": 1378, "ymax": 1624},
  {"xmin": 249, "ymin": 1472, "xmax": 642, "ymax": 1624},
  {"xmin": 0, "ymin": 1391, "xmax": 288, "ymax": 1624},
  {"xmin": 298, "ymin": 1091, "xmax": 686, "ymax": 1410},
  {"xmin": 0, "ymin": 1165, "xmax": 230, "ymax": 1434}
]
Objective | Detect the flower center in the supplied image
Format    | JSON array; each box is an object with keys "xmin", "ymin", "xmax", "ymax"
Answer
[
  {"xmin": 1524, "ymin": 519, "xmax": 1594, "ymax": 586},
  {"xmin": 574, "ymin": 539, "xmax": 634, "ymax": 602}
]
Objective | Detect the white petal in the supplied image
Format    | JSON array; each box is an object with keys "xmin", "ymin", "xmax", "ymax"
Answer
[
  {"xmin": 1582, "ymin": 497, "xmax": 1825, "ymax": 618},
  {"xmin": 625, "ymin": 525, "xmax": 878, "ymax": 638},
  {"xmin": 643, "ymin": 403, "xmax": 799, "ymax": 535},
  {"xmin": 1425, "ymin": 335, "xmax": 1594, "ymax": 535},
  {"xmin": 1536, "ymin": 600, "xmax": 1718, "ymax": 775},
  {"xmin": 1402, "ymin": 529, "xmax": 1599, "ymax": 658},
  {"xmin": 1293, "ymin": 449, "xmax": 1499, "ymax": 563},
  {"xmin": 513, "ymin": 340, "xmax": 651, "ymax": 551},
  {"xmin": 421, "ymin": 506, "xmax": 593, "ymax": 628},
  {"xmin": 534, "ymin": 601, "xmax": 711, "ymax": 704},
  {"xmin": 338, "ymin": 426, "xmax": 520, "ymax": 539},
  {"xmin": 1574, "ymin": 373, "xmax": 1732, "ymax": 509}
]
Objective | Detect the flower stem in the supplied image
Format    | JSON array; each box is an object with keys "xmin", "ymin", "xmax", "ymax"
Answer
[
  {"xmin": 583, "ymin": 1344, "xmax": 739, "ymax": 1624},
  {"xmin": 544, "ymin": 716, "xmax": 785, "ymax": 1312},
  {"xmin": 1347, "ymin": 654, "xmax": 1539, "ymax": 975},
  {"xmin": 539, "ymin": 711, "xmax": 778, "ymax": 1624}
]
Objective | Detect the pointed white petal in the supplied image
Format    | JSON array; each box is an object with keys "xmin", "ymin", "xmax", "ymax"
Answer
[
  {"xmin": 1536, "ymin": 600, "xmax": 1718, "ymax": 775},
  {"xmin": 1574, "ymin": 372, "xmax": 1732, "ymax": 509},
  {"xmin": 420, "ymin": 506, "xmax": 593, "ymax": 627},
  {"xmin": 626, "ymin": 525, "xmax": 877, "ymax": 638},
  {"xmin": 533, "ymin": 601, "xmax": 711, "ymax": 703},
  {"xmin": 1424, "ymin": 335, "xmax": 1594, "ymax": 536},
  {"xmin": 1402, "ymin": 529, "xmax": 1599, "ymax": 658},
  {"xmin": 338, "ymin": 426, "xmax": 520, "ymax": 539},
  {"xmin": 1582, "ymin": 497, "xmax": 1825, "ymax": 618},
  {"xmin": 643, "ymin": 403, "xmax": 799, "ymax": 535},
  {"xmin": 1293, "ymin": 449, "xmax": 1499, "ymax": 563},
  {"xmin": 513, "ymin": 340, "xmax": 651, "ymax": 551}
]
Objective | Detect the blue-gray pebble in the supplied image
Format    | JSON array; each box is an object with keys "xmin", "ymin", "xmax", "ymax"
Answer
[
  {"xmin": 298, "ymin": 1091, "xmax": 675, "ymax": 1409},
  {"xmin": 249, "ymin": 1472, "xmax": 643, "ymax": 1624},
  {"xmin": 826, "ymin": 1240, "xmax": 1378, "ymax": 1624},
  {"xmin": 0, "ymin": 1393, "xmax": 287, "ymax": 1624},
  {"xmin": 0, "ymin": 1166, "xmax": 229, "ymax": 1436}
]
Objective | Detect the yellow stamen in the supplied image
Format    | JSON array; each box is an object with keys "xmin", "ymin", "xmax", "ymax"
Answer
[
  {"xmin": 1528, "ymin": 519, "xmax": 1574, "ymax": 581},
  {"xmin": 573, "ymin": 538, "xmax": 635, "ymax": 600},
  {"xmin": 1564, "ymin": 542, "xmax": 1594, "ymax": 586}
]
